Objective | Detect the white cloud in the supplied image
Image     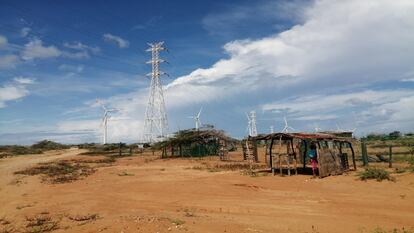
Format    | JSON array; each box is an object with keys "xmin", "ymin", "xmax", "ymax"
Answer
[
  {"xmin": 62, "ymin": 41, "xmax": 100, "ymax": 59},
  {"xmin": 58, "ymin": 64, "xmax": 84, "ymax": 73},
  {"xmin": 103, "ymin": 33, "xmax": 129, "ymax": 48},
  {"xmin": 0, "ymin": 35, "xmax": 8, "ymax": 48},
  {"xmin": 62, "ymin": 50, "xmax": 90, "ymax": 59},
  {"xmin": 13, "ymin": 77, "xmax": 35, "ymax": 85},
  {"xmin": 0, "ymin": 55, "xmax": 19, "ymax": 69},
  {"xmin": 20, "ymin": 27, "xmax": 31, "ymax": 37},
  {"xmin": 63, "ymin": 41, "xmax": 100, "ymax": 53},
  {"xmin": 21, "ymin": 39, "xmax": 61, "ymax": 60},
  {"xmin": 58, "ymin": 0, "xmax": 414, "ymax": 142},
  {"xmin": 0, "ymin": 77, "xmax": 35, "ymax": 108}
]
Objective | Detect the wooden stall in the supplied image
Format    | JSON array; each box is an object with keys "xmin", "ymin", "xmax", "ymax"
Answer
[{"xmin": 250, "ymin": 133, "xmax": 357, "ymax": 178}]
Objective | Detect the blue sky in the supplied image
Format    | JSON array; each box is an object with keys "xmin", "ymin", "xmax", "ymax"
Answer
[{"xmin": 1, "ymin": 0, "xmax": 414, "ymax": 145}]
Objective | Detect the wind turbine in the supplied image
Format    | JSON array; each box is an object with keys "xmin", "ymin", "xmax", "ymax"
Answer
[
  {"xmin": 270, "ymin": 125, "xmax": 274, "ymax": 134},
  {"xmin": 97, "ymin": 99, "xmax": 118, "ymax": 144},
  {"xmin": 313, "ymin": 123, "xmax": 322, "ymax": 132},
  {"xmin": 281, "ymin": 117, "xmax": 295, "ymax": 133},
  {"xmin": 188, "ymin": 107, "xmax": 203, "ymax": 130}
]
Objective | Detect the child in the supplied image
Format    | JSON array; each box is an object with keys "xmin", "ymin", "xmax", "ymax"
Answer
[{"xmin": 308, "ymin": 143, "xmax": 318, "ymax": 177}]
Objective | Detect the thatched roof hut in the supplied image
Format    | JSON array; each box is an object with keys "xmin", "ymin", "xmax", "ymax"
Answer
[{"xmin": 156, "ymin": 129, "xmax": 234, "ymax": 158}]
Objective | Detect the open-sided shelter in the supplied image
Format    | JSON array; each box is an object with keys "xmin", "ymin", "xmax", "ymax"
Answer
[
  {"xmin": 249, "ymin": 132, "xmax": 357, "ymax": 178},
  {"xmin": 157, "ymin": 129, "xmax": 233, "ymax": 159}
]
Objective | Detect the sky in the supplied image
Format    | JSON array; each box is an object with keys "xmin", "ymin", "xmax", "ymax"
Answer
[{"xmin": 0, "ymin": 0, "xmax": 413, "ymax": 145}]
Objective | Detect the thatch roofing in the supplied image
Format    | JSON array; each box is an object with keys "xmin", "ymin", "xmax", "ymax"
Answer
[
  {"xmin": 156, "ymin": 129, "xmax": 233, "ymax": 147},
  {"xmin": 252, "ymin": 132, "xmax": 354, "ymax": 142}
]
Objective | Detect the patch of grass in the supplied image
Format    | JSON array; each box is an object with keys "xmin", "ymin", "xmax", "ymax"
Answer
[
  {"xmin": 0, "ymin": 225, "xmax": 15, "ymax": 233},
  {"xmin": 117, "ymin": 170, "xmax": 134, "ymax": 176},
  {"xmin": 371, "ymin": 226, "xmax": 414, "ymax": 233},
  {"xmin": 171, "ymin": 219, "xmax": 185, "ymax": 226},
  {"xmin": 191, "ymin": 163, "xmax": 266, "ymax": 173},
  {"xmin": 407, "ymin": 156, "xmax": 414, "ymax": 173},
  {"xmin": 15, "ymin": 160, "xmax": 96, "ymax": 184},
  {"xmin": 25, "ymin": 215, "xmax": 59, "ymax": 233},
  {"xmin": 358, "ymin": 167, "xmax": 395, "ymax": 182},
  {"xmin": 31, "ymin": 140, "xmax": 69, "ymax": 150},
  {"xmin": 394, "ymin": 167, "xmax": 406, "ymax": 174},
  {"xmin": 68, "ymin": 213, "xmax": 100, "ymax": 225},
  {"xmin": 16, "ymin": 204, "xmax": 34, "ymax": 210}
]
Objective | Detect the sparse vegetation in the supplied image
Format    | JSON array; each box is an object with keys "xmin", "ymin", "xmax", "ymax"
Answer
[
  {"xmin": 191, "ymin": 162, "xmax": 266, "ymax": 173},
  {"xmin": 117, "ymin": 170, "xmax": 134, "ymax": 176},
  {"xmin": 68, "ymin": 213, "xmax": 100, "ymax": 225},
  {"xmin": 25, "ymin": 215, "xmax": 59, "ymax": 233},
  {"xmin": 358, "ymin": 167, "xmax": 395, "ymax": 182},
  {"xmin": 0, "ymin": 140, "xmax": 69, "ymax": 158},
  {"xmin": 31, "ymin": 140, "xmax": 69, "ymax": 150},
  {"xmin": 171, "ymin": 218, "xmax": 185, "ymax": 226},
  {"xmin": 370, "ymin": 226, "xmax": 414, "ymax": 233},
  {"xmin": 15, "ymin": 160, "xmax": 96, "ymax": 184}
]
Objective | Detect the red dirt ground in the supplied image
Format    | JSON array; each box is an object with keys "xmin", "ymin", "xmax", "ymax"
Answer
[{"xmin": 1, "ymin": 148, "xmax": 413, "ymax": 233}]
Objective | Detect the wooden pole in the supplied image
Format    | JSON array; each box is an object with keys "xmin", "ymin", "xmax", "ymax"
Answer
[
  {"xmin": 303, "ymin": 140, "xmax": 308, "ymax": 169},
  {"xmin": 389, "ymin": 145, "xmax": 393, "ymax": 168},
  {"xmin": 361, "ymin": 142, "xmax": 368, "ymax": 166},
  {"xmin": 269, "ymin": 139, "xmax": 274, "ymax": 175},
  {"xmin": 286, "ymin": 142, "xmax": 291, "ymax": 176},
  {"xmin": 349, "ymin": 142, "xmax": 357, "ymax": 171},
  {"xmin": 119, "ymin": 142, "xmax": 122, "ymax": 157}
]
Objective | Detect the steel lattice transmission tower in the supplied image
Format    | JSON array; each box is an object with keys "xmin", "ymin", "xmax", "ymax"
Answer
[
  {"xmin": 246, "ymin": 110, "xmax": 258, "ymax": 137},
  {"xmin": 143, "ymin": 42, "xmax": 169, "ymax": 143}
]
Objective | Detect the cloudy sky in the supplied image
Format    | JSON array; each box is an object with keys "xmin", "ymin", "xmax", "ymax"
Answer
[{"xmin": 0, "ymin": 0, "xmax": 413, "ymax": 145}]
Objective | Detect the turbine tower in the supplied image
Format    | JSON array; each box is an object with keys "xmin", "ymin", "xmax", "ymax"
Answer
[
  {"xmin": 188, "ymin": 107, "xmax": 203, "ymax": 130},
  {"xmin": 282, "ymin": 117, "xmax": 295, "ymax": 133},
  {"xmin": 97, "ymin": 100, "xmax": 117, "ymax": 144},
  {"xmin": 246, "ymin": 110, "xmax": 258, "ymax": 137},
  {"xmin": 143, "ymin": 42, "xmax": 169, "ymax": 143},
  {"xmin": 270, "ymin": 125, "xmax": 274, "ymax": 134}
]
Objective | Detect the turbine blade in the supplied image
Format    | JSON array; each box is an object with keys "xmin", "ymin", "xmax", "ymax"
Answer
[{"xmin": 197, "ymin": 107, "xmax": 203, "ymax": 118}]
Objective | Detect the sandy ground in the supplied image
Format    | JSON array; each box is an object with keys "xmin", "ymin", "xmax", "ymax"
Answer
[{"xmin": 1, "ymin": 149, "xmax": 414, "ymax": 233}]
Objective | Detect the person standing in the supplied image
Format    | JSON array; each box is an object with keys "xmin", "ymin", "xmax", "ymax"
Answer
[{"xmin": 308, "ymin": 143, "xmax": 318, "ymax": 177}]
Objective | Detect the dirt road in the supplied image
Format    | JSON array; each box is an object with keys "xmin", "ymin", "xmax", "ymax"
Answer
[{"xmin": 1, "ymin": 149, "xmax": 413, "ymax": 233}]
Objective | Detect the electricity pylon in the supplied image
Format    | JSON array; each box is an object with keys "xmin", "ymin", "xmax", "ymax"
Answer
[
  {"xmin": 246, "ymin": 110, "xmax": 258, "ymax": 137},
  {"xmin": 143, "ymin": 42, "xmax": 169, "ymax": 143}
]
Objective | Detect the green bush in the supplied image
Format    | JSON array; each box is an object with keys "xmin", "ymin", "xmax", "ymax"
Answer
[
  {"xmin": 358, "ymin": 167, "xmax": 395, "ymax": 182},
  {"xmin": 31, "ymin": 140, "xmax": 69, "ymax": 150}
]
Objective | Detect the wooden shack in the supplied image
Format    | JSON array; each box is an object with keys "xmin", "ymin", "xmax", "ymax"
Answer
[{"xmin": 249, "ymin": 133, "xmax": 357, "ymax": 178}]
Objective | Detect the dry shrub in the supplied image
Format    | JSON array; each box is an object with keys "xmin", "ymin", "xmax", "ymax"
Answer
[
  {"xmin": 68, "ymin": 213, "xmax": 99, "ymax": 222},
  {"xmin": 192, "ymin": 162, "xmax": 266, "ymax": 173},
  {"xmin": 358, "ymin": 167, "xmax": 395, "ymax": 182},
  {"xmin": 25, "ymin": 215, "xmax": 59, "ymax": 233},
  {"xmin": 68, "ymin": 213, "xmax": 100, "ymax": 225},
  {"xmin": 15, "ymin": 160, "xmax": 96, "ymax": 184}
]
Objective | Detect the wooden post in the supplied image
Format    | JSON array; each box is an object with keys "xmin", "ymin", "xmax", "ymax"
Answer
[
  {"xmin": 269, "ymin": 139, "xmax": 274, "ymax": 169},
  {"xmin": 269, "ymin": 139, "xmax": 274, "ymax": 175},
  {"xmin": 389, "ymin": 145, "xmax": 393, "ymax": 168},
  {"xmin": 361, "ymin": 142, "xmax": 368, "ymax": 166},
  {"xmin": 129, "ymin": 146, "xmax": 132, "ymax": 155},
  {"xmin": 119, "ymin": 142, "xmax": 122, "ymax": 157},
  {"xmin": 303, "ymin": 140, "xmax": 308, "ymax": 169},
  {"xmin": 290, "ymin": 140, "xmax": 297, "ymax": 175},
  {"xmin": 349, "ymin": 142, "xmax": 357, "ymax": 171},
  {"xmin": 286, "ymin": 142, "xmax": 291, "ymax": 176}
]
